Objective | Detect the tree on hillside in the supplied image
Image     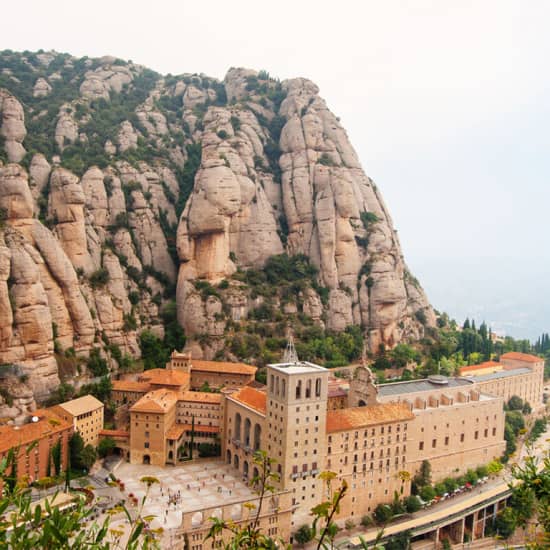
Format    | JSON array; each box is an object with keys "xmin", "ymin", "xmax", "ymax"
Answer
[
  {"xmin": 97, "ymin": 436, "xmax": 116, "ymax": 458},
  {"xmin": 69, "ymin": 432, "xmax": 85, "ymax": 470}
]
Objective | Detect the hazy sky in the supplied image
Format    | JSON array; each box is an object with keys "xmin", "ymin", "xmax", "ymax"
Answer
[{"xmin": 3, "ymin": 0, "xmax": 549, "ymax": 337}]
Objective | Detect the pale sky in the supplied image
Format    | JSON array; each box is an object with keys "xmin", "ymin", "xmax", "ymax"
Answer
[{"xmin": 3, "ymin": 0, "xmax": 549, "ymax": 337}]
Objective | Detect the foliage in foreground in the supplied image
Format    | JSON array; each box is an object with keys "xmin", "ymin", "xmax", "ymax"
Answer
[
  {"xmin": 507, "ymin": 449, "xmax": 550, "ymax": 548},
  {"xmin": 0, "ymin": 448, "xmax": 161, "ymax": 549}
]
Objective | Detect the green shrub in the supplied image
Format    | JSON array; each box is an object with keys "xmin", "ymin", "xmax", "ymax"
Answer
[
  {"xmin": 230, "ymin": 116, "xmax": 241, "ymax": 132},
  {"xmin": 86, "ymin": 348, "xmax": 108, "ymax": 376},
  {"xmin": 404, "ymin": 495, "xmax": 421, "ymax": 513},
  {"xmin": 89, "ymin": 268, "xmax": 110, "ymax": 288},
  {"xmin": 360, "ymin": 211, "xmax": 379, "ymax": 231},
  {"xmin": 98, "ymin": 437, "xmax": 116, "ymax": 458},
  {"xmin": 360, "ymin": 515, "xmax": 373, "ymax": 527},
  {"xmin": 123, "ymin": 313, "xmax": 138, "ymax": 331},
  {"xmin": 373, "ymin": 503, "xmax": 393, "ymax": 524},
  {"xmin": 198, "ymin": 442, "xmax": 221, "ymax": 457},
  {"xmin": 294, "ymin": 524, "xmax": 315, "ymax": 545},
  {"xmin": 0, "ymin": 207, "xmax": 7, "ymax": 229},
  {"xmin": 318, "ymin": 153, "xmax": 335, "ymax": 166}
]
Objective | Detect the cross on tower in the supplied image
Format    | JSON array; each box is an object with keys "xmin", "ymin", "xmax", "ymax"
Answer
[{"xmin": 283, "ymin": 329, "xmax": 299, "ymax": 363}]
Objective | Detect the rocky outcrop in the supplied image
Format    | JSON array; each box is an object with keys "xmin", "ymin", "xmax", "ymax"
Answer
[
  {"xmin": 79, "ymin": 63, "xmax": 134, "ymax": 100},
  {"xmin": 176, "ymin": 71, "xmax": 433, "ymax": 351},
  {"xmin": 0, "ymin": 372, "xmax": 37, "ymax": 425},
  {"xmin": 0, "ymin": 91, "xmax": 26, "ymax": 162},
  {"xmin": 48, "ymin": 168, "xmax": 96, "ymax": 274},
  {"xmin": 177, "ymin": 106, "xmax": 283, "ymax": 289},
  {"xmin": 0, "ymin": 50, "xmax": 434, "ymax": 408},
  {"xmin": 29, "ymin": 154, "xmax": 51, "ymax": 206},
  {"xmin": 81, "ymin": 166, "xmax": 109, "ymax": 227},
  {"xmin": 117, "ymin": 120, "xmax": 138, "ymax": 152},
  {"xmin": 33, "ymin": 77, "xmax": 52, "ymax": 98},
  {"xmin": 54, "ymin": 111, "xmax": 79, "ymax": 151}
]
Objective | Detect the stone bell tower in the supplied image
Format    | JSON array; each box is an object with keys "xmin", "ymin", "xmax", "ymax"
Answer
[{"xmin": 348, "ymin": 365, "xmax": 379, "ymax": 407}]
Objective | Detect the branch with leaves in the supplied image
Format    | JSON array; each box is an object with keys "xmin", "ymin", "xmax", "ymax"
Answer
[
  {"xmin": 0, "ymin": 447, "xmax": 161, "ymax": 549},
  {"xmin": 205, "ymin": 450, "xmax": 290, "ymax": 550},
  {"xmin": 310, "ymin": 471, "xmax": 347, "ymax": 550}
]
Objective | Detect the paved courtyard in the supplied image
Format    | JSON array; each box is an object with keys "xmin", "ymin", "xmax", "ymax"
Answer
[{"xmin": 105, "ymin": 459, "xmax": 257, "ymax": 533}]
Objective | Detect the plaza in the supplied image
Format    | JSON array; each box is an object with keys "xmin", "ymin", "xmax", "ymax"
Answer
[{"xmin": 96, "ymin": 459, "xmax": 262, "ymax": 545}]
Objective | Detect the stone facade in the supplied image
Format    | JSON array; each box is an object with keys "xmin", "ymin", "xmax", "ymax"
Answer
[
  {"xmin": 177, "ymin": 491, "xmax": 293, "ymax": 550},
  {"xmin": 52, "ymin": 394, "xmax": 104, "ymax": 446},
  {"xmin": 113, "ymin": 351, "xmax": 546, "ymax": 539},
  {"xmin": 462, "ymin": 352, "xmax": 545, "ymax": 410}
]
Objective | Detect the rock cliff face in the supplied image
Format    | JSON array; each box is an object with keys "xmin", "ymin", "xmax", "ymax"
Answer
[{"xmin": 0, "ymin": 50, "xmax": 434, "ymax": 405}]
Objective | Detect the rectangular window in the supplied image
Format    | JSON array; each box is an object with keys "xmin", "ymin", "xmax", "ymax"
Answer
[
  {"xmin": 474, "ymin": 431, "xmax": 479, "ymax": 440},
  {"xmin": 444, "ymin": 436, "xmax": 449, "ymax": 445},
  {"xmin": 460, "ymin": 433, "xmax": 465, "ymax": 442},
  {"xmin": 419, "ymin": 441, "xmax": 424, "ymax": 451},
  {"xmin": 432, "ymin": 439, "xmax": 436, "ymax": 448}
]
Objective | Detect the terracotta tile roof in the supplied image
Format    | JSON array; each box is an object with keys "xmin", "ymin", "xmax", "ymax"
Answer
[
  {"xmin": 112, "ymin": 380, "xmax": 151, "ymax": 393},
  {"xmin": 0, "ymin": 409, "xmax": 72, "ymax": 454},
  {"xmin": 166, "ymin": 425, "xmax": 186, "ymax": 440},
  {"xmin": 130, "ymin": 389, "xmax": 178, "ymax": 414},
  {"xmin": 459, "ymin": 361, "xmax": 501, "ymax": 374},
  {"xmin": 328, "ymin": 379, "xmax": 348, "ymax": 398},
  {"xmin": 178, "ymin": 391, "xmax": 222, "ymax": 404},
  {"xmin": 191, "ymin": 360, "xmax": 257, "ymax": 376},
  {"xmin": 99, "ymin": 429, "xmax": 129, "ymax": 438},
  {"xmin": 500, "ymin": 352, "xmax": 543, "ymax": 364},
  {"xmin": 139, "ymin": 368, "xmax": 190, "ymax": 387},
  {"xmin": 326, "ymin": 403, "xmax": 414, "ymax": 433},
  {"xmin": 179, "ymin": 424, "xmax": 220, "ymax": 434},
  {"xmin": 246, "ymin": 380, "xmax": 267, "ymax": 389},
  {"xmin": 229, "ymin": 386, "xmax": 267, "ymax": 414},
  {"xmin": 328, "ymin": 387, "xmax": 347, "ymax": 398},
  {"xmin": 56, "ymin": 394, "xmax": 104, "ymax": 416}
]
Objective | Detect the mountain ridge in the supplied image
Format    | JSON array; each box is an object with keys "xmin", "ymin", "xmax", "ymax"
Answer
[{"xmin": 0, "ymin": 49, "xmax": 434, "ymax": 409}]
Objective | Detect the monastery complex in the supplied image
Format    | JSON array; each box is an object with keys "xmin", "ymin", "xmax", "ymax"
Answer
[
  {"xmin": 103, "ymin": 350, "xmax": 544, "ymax": 539},
  {"xmin": 0, "ymin": 349, "xmax": 543, "ymax": 544}
]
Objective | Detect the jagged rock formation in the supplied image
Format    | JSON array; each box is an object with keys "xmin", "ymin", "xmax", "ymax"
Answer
[{"xmin": 0, "ymin": 50, "xmax": 434, "ymax": 406}]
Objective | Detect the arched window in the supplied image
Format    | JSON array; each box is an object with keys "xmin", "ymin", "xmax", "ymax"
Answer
[
  {"xmin": 306, "ymin": 380, "xmax": 312, "ymax": 398},
  {"xmin": 296, "ymin": 380, "xmax": 302, "ymax": 399},
  {"xmin": 315, "ymin": 378, "xmax": 321, "ymax": 397},
  {"xmin": 244, "ymin": 418, "xmax": 252, "ymax": 447},
  {"xmin": 253, "ymin": 423, "xmax": 261, "ymax": 451},
  {"xmin": 235, "ymin": 413, "xmax": 242, "ymax": 441},
  {"xmin": 275, "ymin": 377, "xmax": 279, "ymax": 396},
  {"xmin": 281, "ymin": 379, "xmax": 286, "ymax": 397},
  {"xmin": 270, "ymin": 375, "xmax": 274, "ymax": 392}
]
